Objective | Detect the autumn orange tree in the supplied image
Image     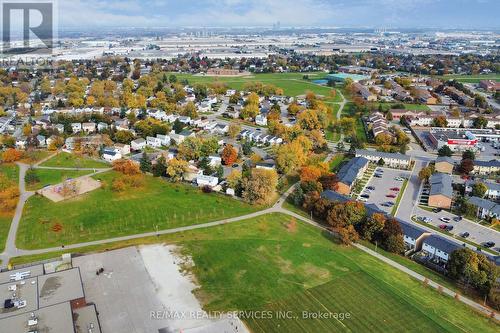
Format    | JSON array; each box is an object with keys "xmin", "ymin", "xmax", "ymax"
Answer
[
  {"xmin": 112, "ymin": 159, "xmax": 141, "ymax": 175},
  {"xmin": 221, "ymin": 144, "xmax": 238, "ymax": 166},
  {"xmin": 0, "ymin": 174, "xmax": 19, "ymax": 212},
  {"xmin": 299, "ymin": 165, "xmax": 322, "ymax": 183},
  {"xmin": 1, "ymin": 148, "xmax": 23, "ymax": 163}
]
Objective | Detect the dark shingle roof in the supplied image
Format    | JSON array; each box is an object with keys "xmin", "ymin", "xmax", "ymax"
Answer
[
  {"xmin": 423, "ymin": 235, "xmax": 463, "ymax": 254},
  {"xmin": 468, "ymin": 196, "xmax": 497, "ymax": 211},
  {"xmin": 474, "ymin": 159, "xmax": 500, "ymax": 168},
  {"xmin": 399, "ymin": 220, "xmax": 428, "ymax": 240},
  {"xmin": 429, "ymin": 173, "xmax": 453, "ymax": 198},
  {"xmin": 336, "ymin": 157, "xmax": 369, "ymax": 187},
  {"xmin": 356, "ymin": 149, "xmax": 412, "ymax": 161},
  {"xmin": 320, "ymin": 190, "xmax": 350, "ymax": 203}
]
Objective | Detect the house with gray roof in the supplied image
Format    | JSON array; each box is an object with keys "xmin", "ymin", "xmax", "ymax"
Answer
[
  {"xmin": 468, "ymin": 196, "xmax": 500, "ymax": 219},
  {"xmin": 465, "ymin": 180, "xmax": 500, "ymax": 201},
  {"xmin": 473, "ymin": 159, "xmax": 500, "ymax": 175},
  {"xmin": 355, "ymin": 149, "xmax": 412, "ymax": 169},
  {"xmin": 428, "ymin": 173, "xmax": 453, "ymax": 209},
  {"xmin": 334, "ymin": 157, "xmax": 369, "ymax": 195},
  {"xmin": 399, "ymin": 220, "xmax": 432, "ymax": 252},
  {"xmin": 422, "ymin": 235, "xmax": 463, "ymax": 263}
]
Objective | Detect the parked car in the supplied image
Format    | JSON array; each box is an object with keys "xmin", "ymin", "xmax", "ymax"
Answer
[
  {"xmin": 376, "ymin": 169, "xmax": 384, "ymax": 173},
  {"xmin": 360, "ymin": 194, "xmax": 370, "ymax": 199},
  {"xmin": 432, "ymin": 208, "xmax": 442, "ymax": 213},
  {"xmin": 390, "ymin": 187, "xmax": 400, "ymax": 191},
  {"xmin": 446, "ymin": 225, "xmax": 454, "ymax": 231},
  {"xmin": 484, "ymin": 241, "xmax": 496, "ymax": 248},
  {"xmin": 439, "ymin": 224, "xmax": 447, "ymax": 230},
  {"xmin": 359, "ymin": 197, "xmax": 368, "ymax": 202},
  {"xmin": 460, "ymin": 232, "xmax": 470, "ymax": 238},
  {"xmin": 374, "ymin": 174, "xmax": 383, "ymax": 178},
  {"xmin": 366, "ymin": 186, "xmax": 375, "ymax": 190},
  {"xmin": 453, "ymin": 216, "xmax": 463, "ymax": 222},
  {"xmin": 439, "ymin": 217, "xmax": 451, "ymax": 223},
  {"xmin": 386, "ymin": 194, "xmax": 396, "ymax": 198},
  {"xmin": 418, "ymin": 216, "xmax": 432, "ymax": 223}
]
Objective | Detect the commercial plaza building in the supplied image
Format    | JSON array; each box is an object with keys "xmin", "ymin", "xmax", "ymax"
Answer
[{"xmin": 0, "ymin": 262, "xmax": 101, "ymax": 333}]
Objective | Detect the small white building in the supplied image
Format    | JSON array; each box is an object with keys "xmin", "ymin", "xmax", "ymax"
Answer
[
  {"xmin": 71, "ymin": 123, "xmax": 82, "ymax": 133},
  {"xmin": 156, "ymin": 134, "xmax": 171, "ymax": 146},
  {"xmin": 146, "ymin": 136, "xmax": 162, "ymax": 148},
  {"xmin": 131, "ymin": 138, "xmax": 146, "ymax": 151},
  {"xmin": 103, "ymin": 148, "xmax": 122, "ymax": 162},
  {"xmin": 255, "ymin": 114, "xmax": 268, "ymax": 126},
  {"xmin": 114, "ymin": 143, "xmax": 131, "ymax": 155},
  {"xmin": 196, "ymin": 175, "xmax": 219, "ymax": 187},
  {"xmin": 82, "ymin": 122, "xmax": 96, "ymax": 133},
  {"xmin": 208, "ymin": 155, "xmax": 222, "ymax": 167}
]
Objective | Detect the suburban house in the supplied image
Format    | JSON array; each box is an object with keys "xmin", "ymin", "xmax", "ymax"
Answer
[
  {"xmin": 352, "ymin": 82, "xmax": 377, "ymax": 101},
  {"xmin": 146, "ymin": 136, "xmax": 162, "ymax": 148},
  {"xmin": 334, "ymin": 156, "xmax": 369, "ymax": 195},
  {"xmin": 97, "ymin": 122, "xmax": 109, "ymax": 132},
  {"xmin": 36, "ymin": 135, "xmax": 46, "ymax": 147},
  {"xmin": 71, "ymin": 123, "xmax": 82, "ymax": 133},
  {"xmin": 156, "ymin": 134, "xmax": 171, "ymax": 146},
  {"xmin": 15, "ymin": 136, "xmax": 27, "ymax": 149},
  {"xmin": 473, "ymin": 159, "xmax": 500, "ymax": 175},
  {"xmin": 355, "ymin": 149, "xmax": 412, "ymax": 169},
  {"xmin": 255, "ymin": 114, "xmax": 268, "ymax": 126},
  {"xmin": 399, "ymin": 220, "xmax": 431, "ymax": 252},
  {"xmin": 208, "ymin": 155, "xmax": 222, "ymax": 167},
  {"xmin": 434, "ymin": 156, "xmax": 455, "ymax": 174},
  {"xmin": 428, "ymin": 173, "xmax": 453, "ymax": 209},
  {"xmin": 196, "ymin": 175, "xmax": 219, "ymax": 187},
  {"xmin": 465, "ymin": 180, "xmax": 500, "ymax": 201},
  {"xmin": 82, "ymin": 122, "xmax": 96, "ymax": 133},
  {"xmin": 422, "ymin": 235, "xmax": 462, "ymax": 263},
  {"xmin": 467, "ymin": 196, "xmax": 500, "ymax": 219},
  {"xmin": 131, "ymin": 138, "xmax": 146, "ymax": 151},
  {"xmin": 103, "ymin": 147, "xmax": 122, "ymax": 162},
  {"xmin": 413, "ymin": 88, "xmax": 437, "ymax": 104},
  {"xmin": 114, "ymin": 143, "xmax": 131, "ymax": 156},
  {"xmin": 321, "ymin": 190, "xmax": 350, "ymax": 203}
]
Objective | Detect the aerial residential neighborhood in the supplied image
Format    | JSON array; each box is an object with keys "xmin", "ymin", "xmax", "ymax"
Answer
[{"xmin": 0, "ymin": 1, "xmax": 499, "ymax": 332}]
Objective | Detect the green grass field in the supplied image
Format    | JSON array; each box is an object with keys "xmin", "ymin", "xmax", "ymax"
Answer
[
  {"xmin": 0, "ymin": 164, "xmax": 19, "ymax": 252},
  {"xmin": 437, "ymin": 74, "xmax": 500, "ymax": 83},
  {"xmin": 342, "ymin": 102, "xmax": 368, "ymax": 142},
  {"xmin": 372, "ymin": 103, "xmax": 431, "ymax": 112},
  {"xmin": 8, "ymin": 212, "xmax": 499, "ymax": 331},
  {"xmin": 26, "ymin": 169, "xmax": 94, "ymax": 191},
  {"xmin": 176, "ymin": 213, "xmax": 497, "ymax": 332},
  {"xmin": 16, "ymin": 171, "xmax": 260, "ymax": 249},
  {"xmin": 40, "ymin": 152, "xmax": 110, "ymax": 169},
  {"xmin": 169, "ymin": 72, "xmax": 342, "ymax": 101},
  {"xmin": 329, "ymin": 154, "xmax": 346, "ymax": 172}
]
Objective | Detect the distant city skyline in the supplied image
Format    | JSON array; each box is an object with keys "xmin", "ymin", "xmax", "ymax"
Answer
[{"xmin": 56, "ymin": 0, "xmax": 499, "ymax": 30}]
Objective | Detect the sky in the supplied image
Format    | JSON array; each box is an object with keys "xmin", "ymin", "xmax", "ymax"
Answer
[{"xmin": 54, "ymin": 0, "xmax": 499, "ymax": 29}]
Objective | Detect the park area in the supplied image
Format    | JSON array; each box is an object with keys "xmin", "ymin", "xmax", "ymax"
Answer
[
  {"xmin": 169, "ymin": 72, "xmax": 342, "ymax": 102},
  {"xmin": 16, "ymin": 171, "xmax": 260, "ymax": 249},
  {"xmin": 26, "ymin": 169, "xmax": 94, "ymax": 191},
  {"xmin": 0, "ymin": 164, "xmax": 18, "ymax": 253},
  {"xmin": 40, "ymin": 152, "xmax": 110, "ymax": 169},
  {"xmin": 174, "ymin": 213, "xmax": 497, "ymax": 332}
]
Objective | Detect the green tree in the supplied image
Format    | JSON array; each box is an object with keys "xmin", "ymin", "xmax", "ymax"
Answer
[
  {"xmin": 471, "ymin": 182, "xmax": 488, "ymax": 198},
  {"xmin": 140, "ymin": 152, "xmax": 152, "ymax": 173},
  {"xmin": 381, "ymin": 218, "xmax": 404, "ymax": 254},
  {"xmin": 437, "ymin": 145, "xmax": 453, "ymax": 157},
  {"xmin": 360, "ymin": 213, "xmax": 386, "ymax": 241},
  {"xmin": 152, "ymin": 156, "xmax": 167, "ymax": 177},
  {"xmin": 462, "ymin": 150, "xmax": 475, "ymax": 161}
]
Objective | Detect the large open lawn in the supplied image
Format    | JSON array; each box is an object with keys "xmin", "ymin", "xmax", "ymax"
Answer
[
  {"xmin": 16, "ymin": 171, "xmax": 260, "ymax": 249},
  {"xmin": 177, "ymin": 213, "xmax": 497, "ymax": 332},
  {"xmin": 40, "ymin": 152, "xmax": 110, "ymax": 169},
  {"xmin": 0, "ymin": 163, "xmax": 19, "ymax": 252},
  {"xmin": 8, "ymin": 213, "xmax": 499, "ymax": 332},
  {"xmin": 437, "ymin": 74, "xmax": 500, "ymax": 84},
  {"xmin": 26, "ymin": 169, "xmax": 94, "ymax": 191},
  {"xmin": 169, "ymin": 72, "xmax": 342, "ymax": 101}
]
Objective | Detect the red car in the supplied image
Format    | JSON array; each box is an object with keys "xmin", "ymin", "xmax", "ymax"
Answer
[
  {"xmin": 386, "ymin": 194, "xmax": 397, "ymax": 198},
  {"xmin": 390, "ymin": 187, "xmax": 400, "ymax": 191},
  {"xmin": 439, "ymin": 224, "xmax": 447, "ymax": 230}
]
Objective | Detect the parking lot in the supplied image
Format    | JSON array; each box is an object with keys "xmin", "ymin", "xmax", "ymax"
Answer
[{"xmin": 359, "ymin": 167, "xmax": 411, "ymax": 214}]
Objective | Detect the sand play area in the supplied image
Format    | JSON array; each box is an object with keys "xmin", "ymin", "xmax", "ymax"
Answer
[{"xmin": 38, "ymin": 176, "xmax": 101, "ymax": 202}]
